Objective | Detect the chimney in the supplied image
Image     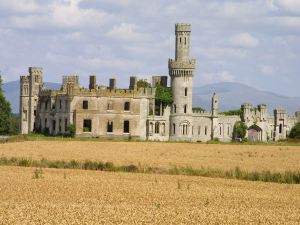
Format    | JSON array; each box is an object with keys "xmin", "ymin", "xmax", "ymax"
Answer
[
  {"xmin": 109, "ymin": 78, "xmax": 116, "ymax": 90},
  {"xmin": 129, "ymin": 76, "xmax": 137, "ymax": 90},
  {"xmin": 89, "ymin": 75, "xmax": 96, "ymax": 90}
]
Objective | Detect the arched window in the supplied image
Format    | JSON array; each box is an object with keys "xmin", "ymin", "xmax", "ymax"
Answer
[
  {"xmin": 149, "ymin": 122, "xmax": 153, "ymax": 134},
  {"xmin": 107, "ymin": 121, "xmax": 113, "ymax": 133},
  {"xmin": 184, "ymin": 87, "xmax": 187, "ymax": 96},
  {"xmin": 155, "ymin": 122, "xmax": 160, "ymax": 134}
]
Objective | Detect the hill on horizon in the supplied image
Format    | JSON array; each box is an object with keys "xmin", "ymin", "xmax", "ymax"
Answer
[{"xmin": 3, "ymin": 80, "xmax": 300, "ymax": 114}]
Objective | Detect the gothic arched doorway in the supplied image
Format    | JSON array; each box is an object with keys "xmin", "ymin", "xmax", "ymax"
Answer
[{"xmin": 248, "ymin": 125, "xmax": 262, "ymax": 141}]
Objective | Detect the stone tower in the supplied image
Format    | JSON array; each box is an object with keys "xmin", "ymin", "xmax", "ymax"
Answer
[
  {"xmin": 20, "ymin": 67, "xmax": 43, "ymax": 134},
  {"xmin": 169, "ymin": 23, "xmax": 196, "ymax": 141}
]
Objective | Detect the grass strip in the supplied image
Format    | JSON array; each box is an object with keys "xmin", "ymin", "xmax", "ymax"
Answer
[{"xmin": 0, "ymin": 156, "xmax": 299, "ymax": 184}]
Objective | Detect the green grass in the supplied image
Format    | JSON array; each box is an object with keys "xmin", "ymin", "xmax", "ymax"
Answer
[{"xmin": 0, "ymin": 156, "xmax": 299, "ymax": 184}]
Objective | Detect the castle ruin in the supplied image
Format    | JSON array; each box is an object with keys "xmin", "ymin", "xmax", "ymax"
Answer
[{"xmin": 20, "ymin": 24, "xmax": 300, "ymax": 142}]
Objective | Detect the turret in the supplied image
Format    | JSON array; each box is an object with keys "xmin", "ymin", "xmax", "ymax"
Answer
[
  {"xmin": 211, "ymin": 93, "xmax": 218, "ymax": 117},
  {"xmin": 274, "ymin": 109, "xmax": 288, "ymax": 140},
  {"xmin": 169, "ymin": 23, "xmax": 196, "ymax": 141},
  {"xmin": 20, "ymin": 67, "xmax": 43, "ymax": 134}
]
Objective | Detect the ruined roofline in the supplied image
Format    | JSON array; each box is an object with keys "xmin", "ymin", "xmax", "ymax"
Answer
[{"xmin": 39, "ymin": 86, "xmax": 156, "ymax": 98}]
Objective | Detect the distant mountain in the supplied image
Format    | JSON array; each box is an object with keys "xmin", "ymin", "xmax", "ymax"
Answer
[
  {"xmin": 3, "ymin": 80, "xmax": 300, "ymax": 114},
  {"xmin": 193, "ymin": 82, "xmax": 300, "ymax": 114},
  {"xmin": 3, "ymin": 81, "xmax": 60, "ymax": 113}
]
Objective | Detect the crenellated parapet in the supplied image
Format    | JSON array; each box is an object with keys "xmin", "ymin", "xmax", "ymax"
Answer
[
  {"xmin": 168, "ymin": 59, "xmax": 196, "ymax": 69},
  {"xmin": 175, "ymin": 23, "xmax": 191, "ymax": 33}
]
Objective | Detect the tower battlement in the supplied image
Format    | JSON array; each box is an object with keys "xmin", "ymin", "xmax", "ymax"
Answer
[
  {"xmin": 20, "ymin": 75, "xmax": 30, "ymax": 83},
  {"xmin": 175, "ymin": 23, "xmax": 191, "ymax": 32},
  {"xmin": 29, "ymin": 67, "xmax": 43, "ymax": 75}
]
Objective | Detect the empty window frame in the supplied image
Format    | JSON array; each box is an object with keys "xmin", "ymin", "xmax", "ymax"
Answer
[
  {"xmin": 83, "ymin": 119, "xmax": 92, "ymax": 132},
  {"xmin": 107, "ymin": 121, "xmax": 113, "ymax": 133},
  {"xmin": 205, "ymin": 126, "xmax": 208, "ymax": 135},
  {"xmin": 124, "ymin": 102, "xmax": 130, "ymax": 111},
  {"xmin": 123, "ymin": 120, "xmax": 130, "ymax": 133},
  {"xmin": 83, "ymin": 100, "xmax": 89, "ymax": 109},
  {"xmin": 174, "ymin": 104, "xmax": 177, "ymax": 113},
  {"xmin": 184, "ymin": 105, "xmax": 187, "ymax": 114},
  {"xmin": 184, "ymin": 87, "xmax": 188, "ymax": 96},
  {"xmin": 155, "ymin": 122, "xmax": 160, "ymax": 134},
  {"xmin": 23, "ymin": 110, "xmax": 28, "ymax": 121},
  {"xmin": 173, "ymin": 123, "xmax": 176, "ymax": 135},
  {"xmin": 107, "ymin": 101, "xmax": 113, "ymax": 110}
]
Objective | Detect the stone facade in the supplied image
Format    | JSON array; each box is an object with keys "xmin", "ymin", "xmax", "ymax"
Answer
[{"xmin": 20, "ymin": 23, "xmax": 300, "ymax": 142}]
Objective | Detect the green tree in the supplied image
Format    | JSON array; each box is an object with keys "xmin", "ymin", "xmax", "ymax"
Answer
[
  {"xmin": 137, "ymin": 79, "xmax": 150, "ymax": 88},
  {"xmin": 220, "ymin": 109, "xmax": 242, "ymax": 116},
  {"xmin": 155, "ymin": 84, "xmax": 173, "ymax": 106},
  {"xmin": 0, "ymin": 75, "xmax": 14, "ymax": 135},
  {"xmin": 289, "ymin": 123, "xmax": 300, "ymax": 139},
  {"xmin": 233, "ymin": 121, "xmax": 247, "ymax": 139}
]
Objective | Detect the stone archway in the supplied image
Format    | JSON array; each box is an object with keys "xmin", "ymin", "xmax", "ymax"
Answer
[{"xmin": 248, "ymin": 125, "xmax": 262, "ymax": 141}]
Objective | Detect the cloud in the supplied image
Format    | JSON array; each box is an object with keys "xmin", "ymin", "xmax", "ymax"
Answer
[
  {"xmin": 196, "ymin": 47, "xmax": 248, "ymax": 60},
  {"xmin": 275, "ymin": 0, "xmax": 300, "ymax": 13},
  {"xmin": 105, "ymin": 23, "xmax": 149, "ymax": 42},
  {"xmin": 201, "ymin": 71, "xmax": 235, "ymax": 83},
  {"xmin": 230, "ymin": 33, "xmax": 259, "ymax": 48},
  {"xmin": 261, "ymin": 65, "xmax": 275, "ymax": 76}
]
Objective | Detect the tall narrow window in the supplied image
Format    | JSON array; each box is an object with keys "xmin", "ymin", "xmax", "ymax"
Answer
[
  {"xmin": 155, "ymin": 122, "xmax": 160, "ymax": 134},
  {"xmin": 124, "ymin": 102, "xmax": 130, "ymax": 111},
  {"xmin": 83, "ymin": 100, "xmax": 88, "ymax": 109},
  {"xmin": 205, "ymin": 126, "xmax": 207, "ymax": 135},
  {"xmin": 59, "ymin": 100, "xmax": 62, "ymax": 109},
  {"xmin": 65, "ymin": 118, "xmax": 68, "ymax": 131},
  {"xmin": 174, "ymin": 104, "xmax": 177, "ymax": 113},
  {"xmin": 279, "ymin": 124, "xmax": 282, "ymax": 134},
  {"xmin": 59, "ymin": 119, "xmax": 62, "ymax": 132},
  {"xmin": 179, "ymin": 37, "xmax": 182, "ymax": 43},
  {"xmin": 83, "ymin": 119, "xmax": 92, "ymax": 132},
  {"xmin": 45, "ymin": 118, "xmax": 47, "ymax": 128},
  {"xmin": 124, "ymin": 120, "xmax": 130, "ymax": 133},
  {"xmin": 107, "ymin": 121, "xmax": 113, "ymax": 133},
  {"xmin": 184, "ymin": 87, "xmax": 188, "ymax": 96},
  {"xmin": 184, "ymin": 105, "xmax": 187, "ymax": 114},
  {"xmin": 185, "ymin": 37, "xmax": 186, "ymax": 45},
  {"xmin": 220, "ymin": 126, "xmax": 222, "ymax": 135},
  {"xmin": 228, "ymin": 126, "xmax": 230, "ymax": 136},
  {"xmin": 173, "ymin": 123, "xmax": 176, "ymax": 135}
]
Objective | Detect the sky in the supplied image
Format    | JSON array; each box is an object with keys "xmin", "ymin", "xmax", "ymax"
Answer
[{"xmin": 0, "ymin": 0, "xmax": 300, "ymax": 96}]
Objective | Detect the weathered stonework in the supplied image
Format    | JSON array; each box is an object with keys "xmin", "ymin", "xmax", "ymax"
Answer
[{"xmin": 20, "ymin": 24, "xmax": 300, "ymax": 142}]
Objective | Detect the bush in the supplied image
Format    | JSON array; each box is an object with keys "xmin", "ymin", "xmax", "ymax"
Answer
[
  {"xmin": 289, "ymin": 123, "xmax": 300, "ymax": 139},
  {"xmin": 233, "ymin": 121, "xmax": 247, "ymax": 140},
  {"xmin": 66, "ymin": 124, "xmax": 76, "ymax": 137}
]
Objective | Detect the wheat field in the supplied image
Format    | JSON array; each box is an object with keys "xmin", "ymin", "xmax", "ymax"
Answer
[
  {"xmin": 0, "ymin": 166, "xmax": 299, "ymax": 224},
  {"xmin": 0, "ymin": 141, "xmax": 300, "ymax": 172}
]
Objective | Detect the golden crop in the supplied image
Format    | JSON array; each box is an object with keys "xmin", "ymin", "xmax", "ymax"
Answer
[{"xmin": 0, "ymin": 166, "xmax": 299, "ymax": 224}]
